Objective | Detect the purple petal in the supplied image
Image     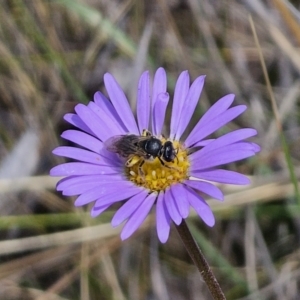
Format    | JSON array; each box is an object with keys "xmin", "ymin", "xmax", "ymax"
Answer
[
  {"xmin": 93, "ymin": 186, "xmax": 144, "ymax": 208},
  {"xmin": 191, "ymin": 142, "xmax": 256, "ymax": 162},
  {"xmin": 152, "ymin": 92, "xmax": 169, "ymax": 136},
  {"xmin": 190, "ymin": 169, "xmax": 250, "ymax": 185},
  {"xmin": 121, "ymin": 193, "xmax": 156, "ymax": 240},
  {"xmin": 104, "ymin": 73, "xmax": 139, "ymax": 134},
  {"xmin": 194, "ymin": 128, "xmax": 258, "ymax": 156},
  {"xmin": 88, "ymin": 101, "xmax": 126, "ymax": 134},
  {"xmin": 61, "ymin": 130, "xmax": 103, "ymax": 153},
  {"xmin": 197, "ymin": 94, "xmax": 235, "ymax": 127},
  {"xmin": 75, "ymin": 181, "xmax": 140, "ymax": 207},
  {"xmin": 75, "ymin": 184, "xmax": 116, "ymax": 206},
  {"xmin": 152, "ymin": 68, "xmax": 167, "ymax": 130},
  {"xmin": 232, "ymin": 142, "xmax": 260, "ymax": 153},
  {"xmin": 185, "ymin": 105, "xmax": 247, "ymax": 147},
  {"xmin": 59, "ymin": 175, "xmax": 127, "ymax": 196},
  {"xmin": 62, "ymin": 182, "xmax": 102, "ymax": 196},
  {"xmin": 137, "ymin": 71, "xmax": 150, "ymax": 134},
  {"xmin": 57, "ymin": 174, "xmax": 125, "ymax": 191},
  {"xmin": 170, "ymin": 71, "xmax": 190, "ymax": 139},
  {"xmin": 251, "ymin": 142, "xmax": 261, "ymax": 153},
  {"xmin": 185, "ymin": 186, "xmax": 215, "ymax": 227},
  {"xmin": 91, "ymin": 203, "xmax": 111, "ymax": 218},
  {"xmin": 190, "ymin": 145, "xmax": 255, "ymax": 171},
  {"xmin": 50, "ymin": 162, "xmax": 121, "ymax": 177},
  {"xmin": 64, "ymin": 113, "xmax": 94, "ymax": 136},
  {"xmin": 170, "ymin": 184, "xmax": 190, "ymax": 218},
  {"xmin": 75, "ymin": 104, "xmax": 119, "ymax": 142},
  {"xmin": 194, "ymin": 139, "xmax": 214, "ymax": 147},
  {"xmin": 111, "ymin": 189, "xmax": 149, "ymax": 227},
  {"xmin": 56, "ymin": 175, "xmax": 78, "ymax": 191},
  {"xmin": 93, "ymin": 91, "xmax": 127, "ymax": 133},
  {"xmin": 164, "ymin": 187, "xmax": 182, "ymax": 225},
  {"xmin": 184, "ymin": 180, "xmax": 223, "ymax": 201},
  {"xmin": 156, "ymin": 192, "xmax": 171, "ymax": 243},
  {"xmin": 53, "ymin": 146, "xmax": 104, "ymax": 165},
  {"xmin": 175, "ymin": 75, "xmax": 205, "ymax": 140}
]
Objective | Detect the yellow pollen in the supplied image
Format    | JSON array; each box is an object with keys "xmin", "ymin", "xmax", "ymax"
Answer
[
  {"xmin": 152, "ymin": 170, "xmax": 157, "ymax": 179},
  {"xmin": 129, "ymin": 171, "xmax": 136, "ymax": 176},
  {"xmin": 125, "ymin": 140, "xmax": 190, "ymax": 192}
]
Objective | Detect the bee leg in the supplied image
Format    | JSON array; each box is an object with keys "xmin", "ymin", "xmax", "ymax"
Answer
[
  {"xmin": 138, "ymin": 160, "xmax": 145, "ymax": 178},
  {"xmin": 126, "ymin": 155, "xmax": 141, "ymax": 167},
  {"xmin": 158, "ymin": 157, "xmax": 180, "ymax": 171},
  {"xmin": 158, "ymin": 156, "xmax": 166, "ymax": 167},
  {"xmin": 175, "ymin": 148, "xmax": 179, "ymax": 163},
  {"xmin": 142, "ymin": 129, "xmax": 152, "ymax": 137}
]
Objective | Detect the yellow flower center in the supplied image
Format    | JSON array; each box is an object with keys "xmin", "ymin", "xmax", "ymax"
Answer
[{"xmin": 125, "ymin": 140, "xmax": 190, "ymax": 192}]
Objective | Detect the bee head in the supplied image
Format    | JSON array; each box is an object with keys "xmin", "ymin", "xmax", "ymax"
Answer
[{"xmin": 161, "ymin": 141, "xmax": 177, "ymax": 162}]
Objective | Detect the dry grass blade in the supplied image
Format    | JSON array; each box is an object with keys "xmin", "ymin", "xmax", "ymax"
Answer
[
  {"xmin": 0, "ymin": 224, "xmax": 121, "ymax": 256},
  {"xmin": 249, "ymin": 13, "xmax": 300, "ymax": 209},
  {"xmin": 0, "ymin": 176, "xmax": 59, "ymax": 193},
  {"xmin": 272, "ymin": 0, "xmax": 300, "ymax": 45}
]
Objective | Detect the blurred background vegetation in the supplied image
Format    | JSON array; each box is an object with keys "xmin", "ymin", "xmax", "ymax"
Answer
[{"xmin": 1, "ymin": 0, "xmax": 300, "ymax": 299}]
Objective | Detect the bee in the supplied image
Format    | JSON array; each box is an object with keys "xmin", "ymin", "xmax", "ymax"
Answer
[{"xmin": 104, "ymin": 130, "xmax": 177, "ymax": 174}]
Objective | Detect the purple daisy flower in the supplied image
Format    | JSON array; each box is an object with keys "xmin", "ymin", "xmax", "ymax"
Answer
[{"xmin": 50, "ymin": 68, "xmax": 260, "ymax": 243}]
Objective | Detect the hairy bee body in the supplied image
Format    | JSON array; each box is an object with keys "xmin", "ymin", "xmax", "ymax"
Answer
[{"xmin": 105, "ymin": 131, "xmax": 177, "ymax": 169}]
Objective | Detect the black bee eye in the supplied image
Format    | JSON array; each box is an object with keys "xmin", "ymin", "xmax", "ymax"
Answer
[{"xmin": 162, "ymin": 141, "xmax": 176, "ymax": 162}]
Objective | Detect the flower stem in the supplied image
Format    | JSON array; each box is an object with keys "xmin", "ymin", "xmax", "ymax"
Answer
[{"xmin": 175, "ymin": 220, "xmax": 226, "ymax": 300}]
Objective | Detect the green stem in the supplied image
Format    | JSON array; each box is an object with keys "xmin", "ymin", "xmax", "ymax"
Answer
[{"xmin": 175, "ymin": 220, "xmax": 226, "ymax": 300}]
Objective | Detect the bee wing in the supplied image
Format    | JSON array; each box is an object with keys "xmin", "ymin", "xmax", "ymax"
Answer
[
  {"xmin": 104, "ymin": 134, "xmax": 147, "ymax": 158},
  {"xmin": 104, "ymin": 135, "xmax": 125, "ymax": 153}
]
